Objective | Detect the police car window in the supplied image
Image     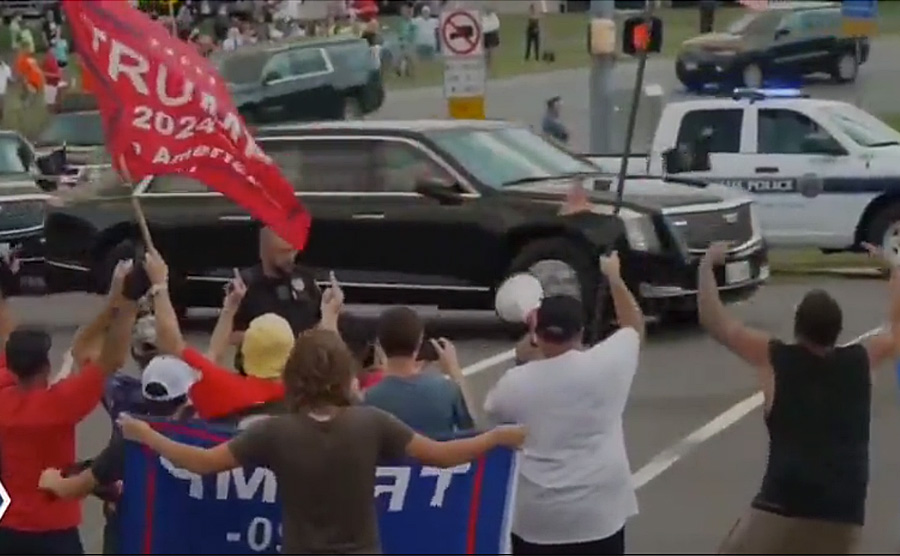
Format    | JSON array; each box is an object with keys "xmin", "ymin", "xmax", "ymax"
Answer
[
  {"xmin": 372, "ymin": 141, "xmax": 453, "ymax": 193},
  {"xmin": 264, "ymin": 139, "xmax": 372, "ymax": 192},
  {"xmin": 290, "ymin": 48, "xmax": 330, "ymax": 76},
  {"xmin": 261, "ymin": 51, "xmax": 294, "ymax": 81},
  {"xmin": 821, "ymin": 105, "xmax": 900, "ymax": 148},
  {"xmin": 148, "ymin": 175, "xmax": 210, "ymax": 194},
  {"xmin": 758, "ymin": 109, "xmax": 839, "ymax": 155},
  {"xmin": 676, "ymin": 110, "xmax": 742, "ymax": 154}
]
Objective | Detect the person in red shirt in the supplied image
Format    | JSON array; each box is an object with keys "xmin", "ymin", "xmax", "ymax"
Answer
[
  {"xmin": 145, "ymin": 250, "xmax": 344, "ymax": 421},
  {"xmin": 41, "ymin": 49, "xmax": 62, "ymax": 109},
  {"xmin": 0, "ymin": 261, "xmax": 138, "ymax": 554}
]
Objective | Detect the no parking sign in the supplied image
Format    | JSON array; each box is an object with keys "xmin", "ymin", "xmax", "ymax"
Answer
[{"xmin": 440, "ymin": 9, "xmax": 486, "ymax": 120}]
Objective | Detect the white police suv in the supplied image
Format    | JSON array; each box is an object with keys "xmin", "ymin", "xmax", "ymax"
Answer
[{"xmin": 589, "ymin": 88, "xmax": 900, "ymax": 256}]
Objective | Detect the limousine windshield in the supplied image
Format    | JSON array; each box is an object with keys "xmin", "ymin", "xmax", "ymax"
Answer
[{"xmin": 425, "ymin": 126, "xmax": 597, "ymax": 189}]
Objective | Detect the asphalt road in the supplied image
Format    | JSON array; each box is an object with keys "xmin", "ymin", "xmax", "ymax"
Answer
[
  {"xmin": 0, "ymin": 276, "xmax": 885, "ymax": 553},
  {"xmin": 374, "ymin": 37, "xmax": 900, "ymax": 153}
]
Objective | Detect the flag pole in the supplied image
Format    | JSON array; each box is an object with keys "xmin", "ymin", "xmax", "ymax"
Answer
[
  {"xmin": 168, "ymin": 0, "xmax": 177, "ymax": 36},
  {"xmin": 119, "ymin": 155, "xmax": 156, "ymax": 251}
]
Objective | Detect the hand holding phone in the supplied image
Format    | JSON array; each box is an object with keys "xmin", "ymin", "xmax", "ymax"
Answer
[{"xmin": 123, "ymin": 245, "xmax": 151, "ymax": 301}]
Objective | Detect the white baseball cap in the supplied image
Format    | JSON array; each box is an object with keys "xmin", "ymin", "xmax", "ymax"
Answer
[
  {"xmin": 141, "ymin": 356, "xmax": 199, "ymax": 402},
  {"xmin": 495, "ymin": 273, "xmax": 544, "ymax": 324}
]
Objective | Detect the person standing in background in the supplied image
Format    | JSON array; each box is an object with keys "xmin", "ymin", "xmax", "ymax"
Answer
[
  {"xmin": 42, "ymin": 48, "xmax": 62, "ymax": 110},
  {"xmin": 396, "ymin": 3, "xmax": 417, "ymax": 77},
  {"xmin": 542, "ymin": 96, "xmax": 569, "ymax": 144},
  {"xmin": 0, "ymin": 59, "xmax": 11, "ymax": 122},
  {"xmin": 525, "ymin": 3, "xmax": 541, "ymax": 61},
  {"xmin": 51, "ymin": 27, "xmax": 70, "ymax": 68},
  {"xmin": 482, "ymin": 9, "xmax": 500, "ymax": 69}
]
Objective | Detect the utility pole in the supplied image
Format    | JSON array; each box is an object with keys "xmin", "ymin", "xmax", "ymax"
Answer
[{"xmin": 589, "ymin": 0, "xmax": 616, "ymax": 154}]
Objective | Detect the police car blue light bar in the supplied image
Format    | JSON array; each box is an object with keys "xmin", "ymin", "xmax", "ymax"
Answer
[
  {"xmin": 733, "ymin": 87, "xmax": 805, "ymax": 98},
  {"xmin": 731, "ymin": 87, "xmax": 809, "ymax": 101}
]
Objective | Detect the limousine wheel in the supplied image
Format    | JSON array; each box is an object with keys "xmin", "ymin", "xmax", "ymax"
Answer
[
  {"xmin": 506, "ymin": 237, "xmax": 609, "ymax": 342},
  {"xmin": 343, "ymin": 97, "xmax": 363, "ymax": 120}
]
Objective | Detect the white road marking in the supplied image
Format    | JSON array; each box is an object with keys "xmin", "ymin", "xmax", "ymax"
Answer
[
  {"xmin": 631, "ymin": 325, "xmax": 884, "ymax": 489},
  {"xmin": 458, "ymin": 325, "xmax": 885, "ymax": 490},
  {"xmin": 462, "ymin": 348, "xmax": 516, "ymax": 376}
]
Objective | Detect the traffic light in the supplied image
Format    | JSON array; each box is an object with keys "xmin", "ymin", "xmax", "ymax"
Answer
[{"xmin": 623, "ymin": 16, "xmax": 663, "ymax": 55}]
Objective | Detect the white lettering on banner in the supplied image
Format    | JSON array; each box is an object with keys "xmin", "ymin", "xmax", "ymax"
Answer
[
  {"xmin": 81, "ymin": 13, "xmax": 271, "ymax": 166},
  {"xmin": 216, "ymin": 468, "xmax": 277, "ymax": 503},
  {"xmin": 161, "ymin": 458, "xmax": 470, "ymax": 511},
  {"xmin": 374, "ymin": 466, "xmax": 411, "ymax": 512},
  {"xmin": 420, "ymin": 464, "xmax": 471, "ymax": 507},
  {"xmin": 160, "ymin": 457, "xmax": 204, "ymax": 499}
]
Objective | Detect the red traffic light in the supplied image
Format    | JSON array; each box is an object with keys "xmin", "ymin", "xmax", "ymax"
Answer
[{"xmin": 623, "ymin": 16, "xmax": 663, "ymax": 55}]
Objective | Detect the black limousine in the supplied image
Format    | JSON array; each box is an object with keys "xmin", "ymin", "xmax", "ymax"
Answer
[{"xmin": 43, "ymin": 120, "xmax": 768, "ymax": 329}]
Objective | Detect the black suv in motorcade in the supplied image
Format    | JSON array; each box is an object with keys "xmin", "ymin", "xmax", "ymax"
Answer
[
  {"xmin": 676, "ymin": 2, "xmax": 869, "ymax": 89},
  {"xmin": 42, "ymin": 120, "xmax": 768, "ymax": 327},
  {"xmin": 210, "ymin": 36, "xmax": 386, "ymax": 124}
]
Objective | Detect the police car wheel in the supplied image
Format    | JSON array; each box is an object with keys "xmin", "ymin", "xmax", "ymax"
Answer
[
  {"xmin": 867, "ymin": 203, "xmax": 900, "ymax": 268},
  {"xmin": 831, "ymin": 53, "xmax": 859, "ymax": 83},
  {"xmin": 741, "ymin": 63, "xmax": 763, "ymax": 88}
]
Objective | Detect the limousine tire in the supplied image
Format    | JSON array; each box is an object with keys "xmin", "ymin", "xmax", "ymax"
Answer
[
  {"xmin": 343, "ymin": 96, "xmax": 363, "ymax": 120},
  {"xmin": 506, "ymin": 237, "xmax": 610, "ymax": 343}
]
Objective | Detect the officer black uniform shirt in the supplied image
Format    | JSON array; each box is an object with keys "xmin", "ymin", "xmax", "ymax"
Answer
[{"xmin": 234, "ymin": 263, "xmax": 322, "ymax": 340}]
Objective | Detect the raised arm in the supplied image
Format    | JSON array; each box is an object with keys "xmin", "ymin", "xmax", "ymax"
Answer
[
  {"xmin": 144, "ymin": 250, "xmax": 186, "ymax": 355},
  {"xmin": 862, "ymin": 244, "xmax": 900, "ymax": 368},
  {"xmin": 601, "ymin": 251, "xmax": 645, "ymax": 341},
  {"xmin": 698, "ymin": 242, "xmax": 770, "ymax": 368},
  {"xmin": 71, "ymin": 260, "xmax": 132, "ymax": 366},
  {"xmin": 406, "ymin": 427, "xmax": 525, "ymax": 468},
  {"xmin": 206, "ymin": 270, "xmax": 247, "ymax": 364}
]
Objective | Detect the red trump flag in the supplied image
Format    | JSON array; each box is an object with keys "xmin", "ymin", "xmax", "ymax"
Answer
[{"xmin": 62, "ymin": 0, "xmax": 311, "ymax": 250}]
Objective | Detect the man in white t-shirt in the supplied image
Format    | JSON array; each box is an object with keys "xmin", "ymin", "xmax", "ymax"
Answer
[{"xmin": 484, "ymin": 251, "xmax": 644, "ymax": 555}]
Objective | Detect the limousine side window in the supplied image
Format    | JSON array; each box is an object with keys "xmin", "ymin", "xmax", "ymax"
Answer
[
  {"xmin": 146, "ymin": 175, "xmax": 209, "ymax": 194},
  {"xmin": 264, "ymin": 138, "xmax": 374, "ymax": 192},
  {"xmin": 372, "ymin": 141, "xmax": 453, "ymax": 193}
]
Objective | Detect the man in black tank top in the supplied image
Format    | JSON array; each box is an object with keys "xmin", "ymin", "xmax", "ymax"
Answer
[{"xmin": 697, "ymin": 242, "xmax": 900, "ymax": 554}]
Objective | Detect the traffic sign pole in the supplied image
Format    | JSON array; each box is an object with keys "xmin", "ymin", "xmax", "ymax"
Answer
[
  {"xmin": 589, "ymin": 0, "xmax": 616, "ymax": 154},
  {"xmin": 440, "ymin": 9, "xmax": 486, "ymax": 120}
]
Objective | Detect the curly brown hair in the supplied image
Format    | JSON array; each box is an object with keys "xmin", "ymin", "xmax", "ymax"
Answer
[{"xmin": 283, "ymin": 329, "xmax": 359, "ymax": 411}]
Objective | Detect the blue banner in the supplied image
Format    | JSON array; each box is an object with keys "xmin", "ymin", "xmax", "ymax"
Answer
[{"xmin": 118, "ymin": 419, "xmax": 519, "ymax": 554}]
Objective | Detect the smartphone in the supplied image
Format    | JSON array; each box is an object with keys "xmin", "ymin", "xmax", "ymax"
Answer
[
  {"xmin": 417, "ymin": 338, "xmax": 439, "ymax": 362},
  {"xmin": 123, "ymin": 244, "xmax": 151, "ymax": 301}
]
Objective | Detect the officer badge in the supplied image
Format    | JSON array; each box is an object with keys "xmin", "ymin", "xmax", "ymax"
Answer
[{"xmin": 291, "ymin": 278, "xmax": 306, "ymax": 293}]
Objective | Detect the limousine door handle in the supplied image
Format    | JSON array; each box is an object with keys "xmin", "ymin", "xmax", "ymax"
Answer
[
  {"xmin": 218, "ymin": 215, "xmax": 253, "ymax": 222},
  {"xmin": 754, "ymin": 166, "xmax": 780, "ymax": 174},
  {"xmin": 352, "ymin": 213, "xmax": 385, "ymax": 220}
]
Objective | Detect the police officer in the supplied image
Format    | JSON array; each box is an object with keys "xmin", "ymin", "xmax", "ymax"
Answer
[{"xmin": 231, "ymin": 227, "xmax": 321, "ymax": 368}]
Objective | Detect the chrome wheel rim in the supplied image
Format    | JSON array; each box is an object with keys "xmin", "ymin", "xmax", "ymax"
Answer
[{"xmin": 528, "ymin": 259, "xmax": 582, "ymax": 300}]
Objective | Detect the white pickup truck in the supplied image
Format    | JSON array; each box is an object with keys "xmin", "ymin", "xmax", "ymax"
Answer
[{"xmin": 588, "ymin": 89, "xmax": 900, "ymax": 256}]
